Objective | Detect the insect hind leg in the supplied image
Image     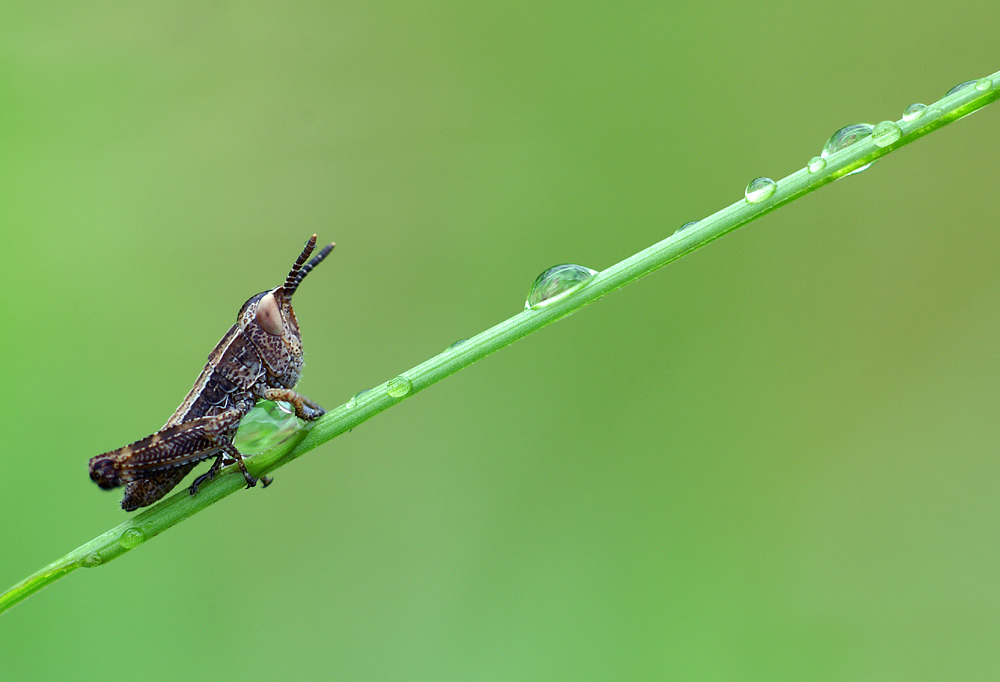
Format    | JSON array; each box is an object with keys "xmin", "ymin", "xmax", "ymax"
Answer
[
  {"xmin": 209, "ymin": 436, "xmax": 262, "ymax": 489},
  {"xmin": 189, "ymin": 453, "xmax": 226, "ymax": 496}
]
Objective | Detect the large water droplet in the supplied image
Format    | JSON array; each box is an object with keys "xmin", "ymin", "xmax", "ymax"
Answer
[
  {"xmin": 81, "ymin": 552, "xmax": 103, "ymax": 568},
  {"xmin": 447, "ymin": 338, "xmax": 468, "ymax": 350},
  {"xmin": 119, "ymin": 528, "xmax": 145, "ymax": 550},
  {"xmin": 975, "ymin": 77, "xmax": 992, "ymax": 91},
  {"xmin": 821, "ymin": 123, "xmax": 874, "ymax": 157},
  {"xmin": 386, "ymin": 377, "xmax": 412, "ymax": 398},
  {"xmin": 524, "ymin": 264, "xmax": 598, "ymax": 309},
  {"xmin": 901, "ymin": 103, "xmax": 927, "ymax": 122},
  {"xmin": 807, "ymin": 156, "xmax": 826, "ymax": 173},
  {"xmin": 744, "ymin": 177, "xmax": 776, "ymax": 203},
  {"xmin": 871, "ymin": 120, "xmax": 902, "ymax": 148},
  {"xmin": 945, "ymin": 80, "xmax": 976, "ymax": 96},
  {"xmin": 234, "ymin": 400, "xmax": 300, "ymax": 454},
  {"xmin": 821, "ymin": 123, "xmax": 875, "ymax": 175},
  {"xmin": 674, "ymin": 220, "xmax": 699, "ymax": 235}
]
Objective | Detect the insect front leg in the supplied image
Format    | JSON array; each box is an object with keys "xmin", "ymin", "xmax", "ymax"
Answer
[{"xmin": 262, "ymin": 387, "xmax": 326, "ymax": 421}]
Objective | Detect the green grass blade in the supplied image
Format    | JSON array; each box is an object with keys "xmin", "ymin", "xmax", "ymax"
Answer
[{"xmin": 2, "ymin": 69, "xmax": 997, "ymax": 616}]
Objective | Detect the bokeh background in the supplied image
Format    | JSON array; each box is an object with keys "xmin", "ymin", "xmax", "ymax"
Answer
[{"xmin": 2, "ymin": 3, "xmax": 998, "ymax": 680}]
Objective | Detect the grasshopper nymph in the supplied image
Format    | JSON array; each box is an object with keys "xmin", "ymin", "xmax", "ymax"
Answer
[{"xmin": 89, "ymin": 235, "xmax": 334, "ymax": 511}]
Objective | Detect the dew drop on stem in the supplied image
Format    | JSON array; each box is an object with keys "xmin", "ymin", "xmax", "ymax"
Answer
[
  {"xmin": 744, "ymin": 177, "xmax": 776, "ymax": 203},
  {"xmin": 524, "ymin": 264, "xmax": 598, "ymax": 310}
]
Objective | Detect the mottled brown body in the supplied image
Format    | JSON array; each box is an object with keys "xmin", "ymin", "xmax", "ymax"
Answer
[{"xmin": 89, "ymin": 235, "xmax": 333, "ymax": 511}]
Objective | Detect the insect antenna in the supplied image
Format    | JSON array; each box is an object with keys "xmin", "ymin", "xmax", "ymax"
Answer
[
  {"xmin": 284, "ymin": 235, "xmax": 317, "ymax": 294},
  {"xmin": 284, "ymin": 236, "xmax": 335, "ymax": 297}
]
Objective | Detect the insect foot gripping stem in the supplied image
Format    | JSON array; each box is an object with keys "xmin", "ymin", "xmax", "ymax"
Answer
[{"xmin": 88, "ymin": 235, "xmax": 335, "ymax": 511}]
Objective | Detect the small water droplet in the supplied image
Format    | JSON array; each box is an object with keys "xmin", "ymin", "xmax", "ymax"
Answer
[
  {"xmin": 744, "ymin": 177, "xmax": 776, "ymax": 203},
  {"xmin": 386, "ymin": 377, "xmax": 412, "ymax": 398},
  {"xmin": 945, "ymin": 80, "xmax": 976, "ymax": 96},
  {"xmin": 447, "ymin": 338, "xmax": 468, "ymax": 350},
  {"xmin": 82, "ymin": 552, "xmax": 103, "ymax": 568},
  {"xmin": 901, "ymin": 103, "xmax": 927, "ymax": 122},
  {"xmin": 674, "ymin": 220, "xmax": 699, "ymax": 235},
  {"xmin": 346, "ymin": 389, "xmax": 370, "ymax": 409},
  {"xmin": 807, "ymin": 156, "xmax": 826, "ymax": 173},
  {"xmin": 234, "ymin": 400, "xmax": 301, "ymax": 454},
  {"xmin": 119, "ymin": 528, "xmax": 145, "ymax": 550},
  {"xmin": 871, "ymin": 120, "xmax": 901, "ymax": 148},
  {"xmin": 524, "ymin": 264, "xmax": 598, "ymax": 309},
  {"xmin": 941, "ymin": 78, "xmax": 990, "ymax": 121},
  {"xmin": 821, "ymin": 123, "xmax": 875, "ymax": 175}
]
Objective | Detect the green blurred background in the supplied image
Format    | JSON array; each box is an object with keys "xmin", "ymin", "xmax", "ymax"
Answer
[{"xmin": 2, "ymin": 2, "xmax": 998, "ymax": 680}]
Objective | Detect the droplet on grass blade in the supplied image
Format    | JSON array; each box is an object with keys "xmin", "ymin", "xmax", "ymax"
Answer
[
  {"xmin": 234, "ymin": 400, "xmax": 301, "ymax": 454},
  {"xmin": 525, "ymin": 264, "xmax": 598, "ymax": 310},
  {"xmin": 871, "ymin": 121, "xmax": 902, "ymax": 148},
  {"xmin": 81, "ymin": 553, "xmax": 103, "ymax": 568},
  {"xmin": 945, "ymin": 80, "xmax": 976, "ymax": 96},
  {"xmin": 902, "ymin": 103, "xmax": 926, "ymax": 122},
  {"xmin": 821, "ymin": 123, "xmax": 875, "ymax": 175},
  {"xmin": 119, "ymin": 528, "xmax": 145, "ymax": 550},
  {"xmin": 386, "ymin": 377, "xmax": 412, "ymax": 398},
  {"xmin": 744, "ymin": 177, "xmax": 776, "ymax": 203},
  {"xmin": 346, "ymin": 389, "xmax": 371, "ymax": 409}
]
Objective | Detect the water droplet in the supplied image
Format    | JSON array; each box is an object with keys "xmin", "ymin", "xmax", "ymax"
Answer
[
  {"xmin": 901, "ymin": 103, "xmax": 927, "ymax": 122},
  {"xmin": 524, "ymin": 264, "xmax": 598, "ymax": 309},
  {"xmin": 807, "ymin": 156, "xmax": 826, "ymax": 173},
  {"xmin": 940, "ymin": 78, "xmax": 989, "ymax": 121},
  {"xmin": 447, "ymin": 338, "xmax": 468, "ymax": 350},
  {"xmin": 821, "ymin": 123, "xmax": 875, "ymax": 175},
  {"xmin": 744, "ymin": 177, "xmax": 776, "ymax": 203},
  {"xmin": 674, "ymin": 220, "xmax": 699, "ymax": 235},
  {"xmin": 234, "ymin": 400, "xmax": 301, "ymax": 454},
  {"xmin": 346, "ymin": 389, "xmax": 370, "ymax": 409},
  {"xmin": 386, "ymin": 377, "xmax": 412, "ymax": 398},
  {"xmin": 871, "ymin": 120, "xmax": 901, "ymax": 148},
  {"xmin": 81, "ymin": 552, "xmax": 103, "ymax": 568},
  {"xmin": 945, "ymin": 80, "xmax": 976, "ymax": 96},
  {"xmin": 119, "ymin": 528, "xmax": 145, "ymax": 550},
  {"xmin": 821, "ymin": 123, "xmax": 874, "ymax": 158}
]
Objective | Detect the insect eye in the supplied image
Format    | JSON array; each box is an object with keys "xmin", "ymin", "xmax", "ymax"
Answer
[{"xmin": 255, "ymin": 292, "xmax": 285, "ymax": 335}]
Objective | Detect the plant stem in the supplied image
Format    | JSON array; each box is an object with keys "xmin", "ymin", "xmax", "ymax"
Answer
[{"xmin": 2, "ymin": 70, "xmax": 997, "ymax": 616}]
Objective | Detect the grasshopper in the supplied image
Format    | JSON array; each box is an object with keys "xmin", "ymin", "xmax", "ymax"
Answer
[{"xmin": 89, "ymin": 235, "xmax": 334, "ymax": 511}]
